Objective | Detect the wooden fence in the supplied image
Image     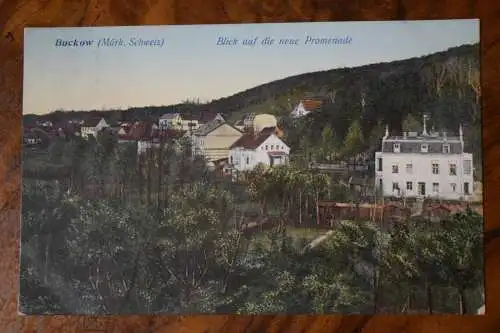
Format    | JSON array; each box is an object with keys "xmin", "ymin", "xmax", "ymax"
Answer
[
  {"xmin": 316, "ymin": 201, "xmax": 412, "ymax": 227},
  {"xmin": 309, "ymin": 162, "xmax": 370, "ymax": 173}
]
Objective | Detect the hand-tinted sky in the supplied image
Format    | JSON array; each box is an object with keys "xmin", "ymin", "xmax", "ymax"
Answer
[{"xmin": 23, "ymin": 20, "xmax": 479, "ymax": 115}]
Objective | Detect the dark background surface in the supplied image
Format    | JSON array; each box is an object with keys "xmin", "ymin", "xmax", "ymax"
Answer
[{"xmin": 1, "ymin": 0, "xmax": 499, "ymax": 332}]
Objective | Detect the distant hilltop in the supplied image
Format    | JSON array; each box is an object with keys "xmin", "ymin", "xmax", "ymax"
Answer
[{"xmin": 25, "ymin": 43, "xmax": 480, "ymax": 156}]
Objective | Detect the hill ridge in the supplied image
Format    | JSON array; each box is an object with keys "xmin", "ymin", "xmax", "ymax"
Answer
[{"xmin": 24, "ymin": 42, "xmax": 479, "ymax": 122}]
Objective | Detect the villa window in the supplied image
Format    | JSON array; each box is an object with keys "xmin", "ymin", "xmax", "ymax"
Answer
[
  {"xmin": 421, "ymin": 143, "xmax": 429, "ymax": 153},
  {"xmin": 450, "ymin": 183, "xmax": 457, "ymax": 192},
  {"xmin": 233, "ymin": 153, "xmax": 240, "ymax": 164},
  {"xmin": 443, "ymin": 144, "xmax": 450, "ymax": 153},
  {"xmin": 393, "ymin": 143, "xmax": 400, "ymax": 153},
  {"xmin": 464, "ymin": 182, "xmax": 470, "ymax": 195},
  {"xmin": 449, "ymin": 163, "xmax": 457, "ymax": 176},
  {"xmin": 392, "ymin": 164, "xmax": 399, "ymax": 173},
  {"xmin": 432, "ymin": 162, "xmax": 439, "ymax": 175},
  {"xmin": 433, "ymin": 182, "xmax": 439, "ymax": 193},
  {"xmin": 406, "ymin": 181, "xmax": 413, "ymax": 191}
]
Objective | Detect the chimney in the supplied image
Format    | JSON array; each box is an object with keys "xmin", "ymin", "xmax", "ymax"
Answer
[
  {"xmin": 422, "ymin": 114, "xmax": 429, "ymax": 136},
  {"xmin": 403, "ymin": 132, "xmax": 407, "ymax": 139},
  {"xmin": 443, "ymin": 131, "xmax": 447, "ymax": 140},
  {"xmin": 383, "ymin": 125, "xmax": 389, "ymax": 139}
]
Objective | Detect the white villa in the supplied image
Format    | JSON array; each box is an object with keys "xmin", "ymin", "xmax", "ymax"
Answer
[
  {"xmin": 374, "ymin": 116, "xmax": 474, "ymax": 201},
  {"xmin": 80, "ymin": 117, "xmax": 109, "ymax": 138},
  {"xmin": 228, "ymin": 127, "xmax": 290, "ymax": 172}
]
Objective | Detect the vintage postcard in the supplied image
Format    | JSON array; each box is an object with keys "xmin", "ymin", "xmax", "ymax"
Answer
[{"xmin": 20, "ymin": 20, "xmax": 484, "ymax": 315}]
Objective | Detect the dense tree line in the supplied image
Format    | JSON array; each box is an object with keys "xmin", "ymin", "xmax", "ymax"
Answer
[{"xmin": 20, "ymin": 134, "xmax": 484, "ymax": 315}]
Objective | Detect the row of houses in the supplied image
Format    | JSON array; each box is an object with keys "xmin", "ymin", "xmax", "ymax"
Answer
[
  {"xmin": 116, "ymin": 111, "xmax": 291, "ymax": 170},
  {"xmin": 128, "ymin": 112, "xmax": 292, "ymax": 174},
  {"xmin": 23, "ymin": 117, "xmax": 121, "ymax": 144},
  {"xmin": 23, "ymin": 110, "xmax": 293, "ymax": 174},
  {"xmin": 23, "ymin": 94, "xmax": 321, "ymax": 147},
  {"xmin": 25, "ymin": 104, "xmax": 480, "ymax": 203}
]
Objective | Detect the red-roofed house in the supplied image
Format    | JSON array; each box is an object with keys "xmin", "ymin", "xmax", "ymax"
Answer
[
  {"xmin": 118, "ymin": 121, "xmax": 186, "ymax": 154},
  {"xmin": 228, "ymin": 128, "xmax": 290, "ymax": 172},
  {"xmin": 290, "ymin": 99, "xmax": 323, "ymax": 118},
  {"xmin": 118, "ymin": 121, "xmax": 157, "ymax": 145}
]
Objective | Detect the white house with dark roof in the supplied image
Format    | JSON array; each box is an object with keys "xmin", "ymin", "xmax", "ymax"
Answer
[
  {"xmin": 80, "ymin": 117, "xmax": 109, "ymax": 138},
  {"xmin": 374, "ymin": 116, "xmax": 474, "ymax": 200},
  {"xmin": 159, "ymin": 113, "xmax": 182, "ymax": 130},
  {"xmin": 228, "ymin": 127, "xmax": 290, "ymax": 172},
  {"xmin": 290, "ymin": 99, "xmax": 323, "ymax": 118}
]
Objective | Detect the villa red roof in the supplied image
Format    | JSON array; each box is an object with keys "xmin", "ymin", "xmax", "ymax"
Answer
[{"xmin": 118, "ymin": 122, "xmax": 151, "ymax": 140}]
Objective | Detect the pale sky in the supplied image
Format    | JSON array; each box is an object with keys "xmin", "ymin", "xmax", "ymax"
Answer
[{"xmin": 23, "ymin": 19, "xmax": 479, "ymax": 115}]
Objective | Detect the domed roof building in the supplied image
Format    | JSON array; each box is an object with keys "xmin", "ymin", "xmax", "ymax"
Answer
[
  {"xmin": 239, "ymin": 113, "xmax": 284, "ymax": 138},
  {"xmin": 252, "ymin": 113, "xmax": 277, "ymax": 133}
]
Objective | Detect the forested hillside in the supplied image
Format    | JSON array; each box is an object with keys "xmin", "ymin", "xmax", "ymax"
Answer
[{"xmin": 25, "ymin": 43, "xmax": 481, "ymax": 168}]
